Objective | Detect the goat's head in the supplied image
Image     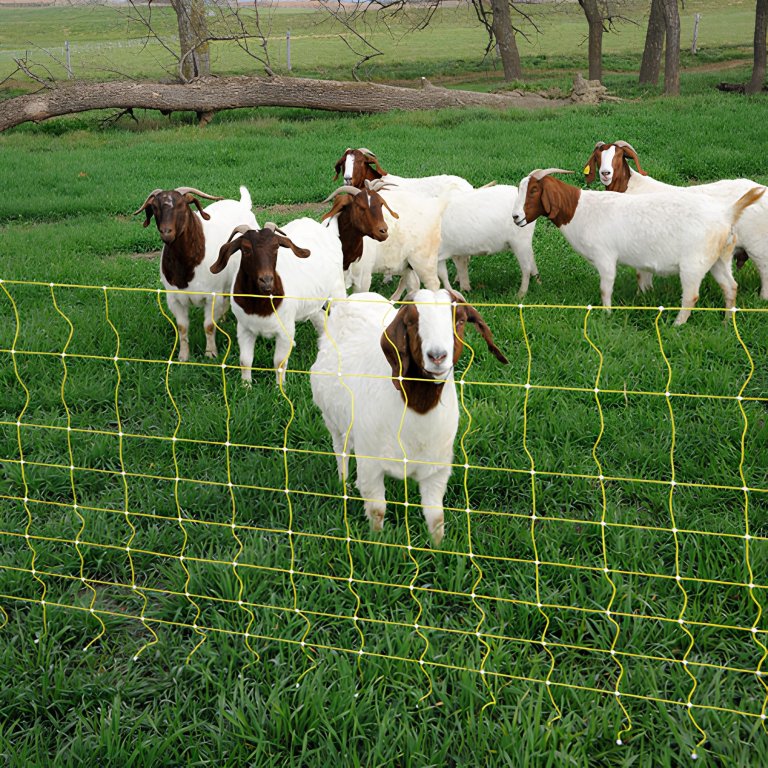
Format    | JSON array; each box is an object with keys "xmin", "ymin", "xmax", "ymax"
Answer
[
  {"xmin": 381, "ymin": 289, "xmax": 508, "ymax": 399},
  {"xmin": 210, "ymin": 223, "xmax": 310, "ymax": 294},
  {"xmin": 134, "ymin": 187, "xmax": 223, "ymax": 244},
  {"xmin": 333, "ymin": 147, "xmax": 388, "ymax": 188},
  {"xmin": 583, "ymin": 141, "xmax": 648, "ymax": 191},
  {"xmin": 512, "ymin": 169, "xmax": 576, "ymax": 228}
]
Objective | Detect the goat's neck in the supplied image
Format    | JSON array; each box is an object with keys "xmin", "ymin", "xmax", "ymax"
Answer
[
  {"xmin": 545, "ymin": 179, "xmax": 581, "ymax": 228},
  {"xmin": 233, "ymin": 270, "xmax": 284, "ymax": 317},
  {"xmin": 398, "ymin": 359, "xmax": 450, "ymax": 415},
  {"xmin": 336, "ymin": 211, "xmax": 365, "ymax": 270},
  {"xmin": 161, "ymin": 213, "xmax": 205, "ymax": 290}
]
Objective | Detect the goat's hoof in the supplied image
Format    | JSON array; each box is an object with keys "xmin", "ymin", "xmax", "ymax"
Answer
[
  {"xmin": 205, "ymin": 350, "xmax": 217, "ymax": 359},
  {"xmin": 367, "ymin": 507, "xmax": 385, "ymax": 533}
]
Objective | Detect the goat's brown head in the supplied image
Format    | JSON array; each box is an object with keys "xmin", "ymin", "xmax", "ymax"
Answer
[
  {"xmin": 210, "ymin": 223, "xmax": 310, "ymax": 295},
  {"xmin": 583, "ymin": 141, "xmax": 648, "ymax": 191},
  {"xmin": 133, "ymin": 187, "xmax": 224, "ymax": 244},
  {"xmin": 512, "ymin": 169, "xmax": 577, "ymax": 228},
  {"xmin": 380, "ymin": 289, "xmax": 508, "ymax": 413},
  {"xmin": 333, "ymin": 147, "xmax": 388, "ymax": 188},
  {"xmin": 322, "ymin": 180, "xmax": 398, "ymax": 269}
]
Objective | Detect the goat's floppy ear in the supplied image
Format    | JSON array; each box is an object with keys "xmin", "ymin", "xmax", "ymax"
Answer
[
  {"xmin": 183, "ymin": 193, "xmax": 212, "ymax": 221},
  {"xmin": 539, "ymin": 179, "xmax": 560, "ymax": 223},
  {"xmin": 276, "ymin": 234, "xmax": 311, "ymax": 259},
  {"xmin": 321, "ymin": 193, "xmax": 352, "ymax": 223},
  {"xmin": 381, "ymin": 304, "xmax": 413, "ymax": 392},
  {"xmin": 449, "ymin": 291, "xmax": 508, "ymax": 365},
  {"xmin": 133, "ymin": 190, "xmax": 162, "ymax": 227},
  {"xmin": 614, "ymin": 142, "xmax": 648, "ymax": 177},
  {"xmin": 366, "ymin": 157, "xmax": 387, "ymax": 177},
  {"xmin": 381, "ymin": 199, "xmax": 399, "ymax": 220},
  {"xmin": 210, "ymin": 237, "xmax": 243, "ymax": 274},
  {"xmin": 583, "ymin": 149, "xmax": 600, "ymax": 184},
  {"xmin": 333, "ymin": 148, "xmax": 352, "ymax": 180}
]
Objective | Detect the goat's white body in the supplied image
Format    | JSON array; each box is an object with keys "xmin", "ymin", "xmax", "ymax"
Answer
[
  {"xmin": 619, "ymin": 169, "xmax": 768, "ymax": 299},
  {"xmin": 437, "ymin": 184, "xmax": 539, "ymax": 297},
  {"xmin": 162, "ymin": 186, "xmax": 258, "ymax": 361},
  {"xmin": 381, "ymin": 172, "xmax": 473, "ymax": 197},
  {"xmin": 231, "ymin": 217, "xmax": 347, "ymax": 383},
  {"xmin": 310, "ymin": 291, "xmax": 459, "ymax": 544},
  {"xmin": 345, "ymin": 190, "xmax": 448, "ymax": 299},
  {"xmin": 514, "ymin": 180, "xmax": 751, "ymax": 324}
]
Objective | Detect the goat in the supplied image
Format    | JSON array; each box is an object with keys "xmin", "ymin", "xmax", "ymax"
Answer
[
  {"xmin": 135, "ymin": 186, "xmax": 258, "ymax": 362},
  {"xmin": 512, "ymin": 169, "xmax": 765, "ymax": 325},
  {"xmin": 333, "ymin": 147, "xmax": 473, "ymax": 197},
  {"xmin": 210, "ymin": 221, "xmax": 346, "ymax": 385},
  {"xmin": 584, "ymin": 141, "xmax": 768, "ymax": 299},
  {"xmin": 322, "ymin": 181, "xmax": 448, "ymax": 300},
  {"xmin": 310, "ymin": 289, "xmax": 508, "ymax": 545}
]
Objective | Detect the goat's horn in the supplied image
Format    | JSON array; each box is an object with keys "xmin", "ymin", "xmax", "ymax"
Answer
[
  {"xmin": 477, "ymin": 181, "xmax": 498, "ymax": 189},
  {"xmin": 358, "ymin": 147, "xmax": 377, "ymax": 158},
  {"xmin": 593, "ymin": 141, "xmax": 606, "ymax": 150},
  {"xmin": 174, "ymin": 187, "xmax": 224, "ymax": 201},
  {"xmin": 365, "ymin": 179, "xmax": 395, "ymax": 193},
  {"xmin": 613, "ymin": 140, "xmax": 638, "ymax": 153},
  {"xmin": 530, "ymin": 168, "xmax": 574, "ymax": 180},
  {"xmin": 226, "ymin": 224, "xmax": 255, "ymax": 242},
  {"xmin": 322, "ymin": 185, "xmax": 362, "ymax": 203},
  {"xmin": 132, "ymin": 188, "xmax": 164, "ymax": 215}
]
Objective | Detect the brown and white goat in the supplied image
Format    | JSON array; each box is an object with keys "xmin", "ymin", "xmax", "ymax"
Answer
[
  {"xmin": 584, "ymin": 140, "xmax": 768, "ymax": 300},
  {"xmin": 211, "ymin": 221, "xmax": 346, "ymax": 384},
  {"xmin": 512, "ymin": 169, "xmax": 765, "ymax": 325},
  {"xmin": 135, "ymin": 185, "xmax": 258, "ymax": 361},
  {"xmin": 310, "ymin": 289, "xmax": 508, "ymax": 545}
]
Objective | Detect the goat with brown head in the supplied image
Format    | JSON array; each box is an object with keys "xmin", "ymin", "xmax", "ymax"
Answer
[
  {"xmin": 321, "ymin": 179, "xmax": 398, "ymax": 269},
  {"xmin": 333, "ymin": 147, "xmax": 387, "ymax": 188},
  {"xmin": 381, "ymin": 289, "xmax": 508, "ymax": 415},
  {"xmin": 513, "ymin": 169, "xmax": 577, "ymax": 228},
  {"xmin": 583, "ymin": 141, "xmax": 648, "ymax": 191}
]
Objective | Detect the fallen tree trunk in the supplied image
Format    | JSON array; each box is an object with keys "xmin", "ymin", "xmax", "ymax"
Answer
[{"xmin": 0, "ymin": 75, "xmax": 567, "ymax": 132}]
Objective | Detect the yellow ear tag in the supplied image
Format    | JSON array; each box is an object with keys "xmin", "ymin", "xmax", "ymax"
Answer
[{"xmin": 583, "ymin": 164, "xmax": 591, "ymax": 175}]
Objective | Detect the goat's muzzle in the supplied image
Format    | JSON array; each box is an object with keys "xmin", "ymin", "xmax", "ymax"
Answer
[
  {"xmin": 257, "ymin": 275, "xmax": 275, "ymax": 293},
  {"xmin": 512, "ymin": 213, "xmax": 527, "ymax": 227},
  {"xmin": 159, "ymin": 227, "xmax": 176, "ymax": 244}
]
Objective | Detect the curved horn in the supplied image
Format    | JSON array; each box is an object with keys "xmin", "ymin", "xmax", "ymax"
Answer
[
  {"xmin": 612, "ymin": 141, "xmax": 648, "ymax": 175},
  {"xmin": 357, "ymin": 147, "xmax": 377, "ymax": 158},
  {"xmin": 174, "ymin": 187, "xmax": 224, "ymax": 201},
  {"xmin": 322, "ymin": 185, "xmax": 362, "ymax": 203},
  {"xmin": 593, "ymin": 141, "xmax": 606, "ymax": 150},
  {"xmin": 613, "ymin": 140, "xmax": 638, "ymax": 153},
  {"xmin": 365, "ymin": 179, "xmax": 396, "ymax": 193},
  {"xmin": 530, "ymin": 168, "xmax": 575, "ymax": 181},
  {"xmin": 262, "ymin": 222, "xmax": 288, "ymax": 236},
  {"xmin": 225, "ymin": 224, "xmax": 256, "ymax": 242},
  {"xmin": 133, "ymin": 188, "xmax": 163, "ymax": 215}
]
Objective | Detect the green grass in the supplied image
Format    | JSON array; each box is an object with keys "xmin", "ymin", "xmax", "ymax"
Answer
[{"xmin": 2, "ymin": 6, "xmax": 768, "ymax": 764}]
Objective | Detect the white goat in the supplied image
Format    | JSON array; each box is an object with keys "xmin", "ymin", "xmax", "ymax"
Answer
[
  {"xmin": 512, "ymin": 169, "xmax": 765, "ymax": 325},
  {"xmin": 586, "ymin": 141, "xmax": 768, "ymax": 299},
  {"xmin": 310, "ymin": 289, "xmax": 508, "ymax": 545},
  {"xmin": 134, "ymin": 185, "xmax": 258, "ymax": 362},
  {"xmin": 210, "ymin": 220, "xmax": 346, "ymax": 384}
]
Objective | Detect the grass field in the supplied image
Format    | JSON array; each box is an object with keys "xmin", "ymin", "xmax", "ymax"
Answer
[{"xmin": 2, "ymin": 2, "xmax": 768, "ymax": 766}]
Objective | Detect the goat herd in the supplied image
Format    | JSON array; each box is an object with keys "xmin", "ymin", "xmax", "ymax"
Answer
[{"xmin": 133, "ymin": 142, "xmax": 767, "ymax": 545}]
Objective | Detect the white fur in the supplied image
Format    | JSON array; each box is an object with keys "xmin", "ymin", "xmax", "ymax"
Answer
[
  {"xmin": 162, "ymin": 186, "xmax": 258, "ymax": 362},
  {"xmin": 604, "ymin": 166, "xmax": 768, "ymax": 300},
  {"xmin": 379, "ymin": 173, "xmax": 473, "ymax": 197},
  {"xmin": 310, "ymin": 289, "xmax": 461, "ymax": 545},
  {"xmin": 513, "ymin": 174, "xmax": 763, "ymax": 324},
  {"xmin": 231, "ymin": 218, "xmax": 347, "ymax": 384}
]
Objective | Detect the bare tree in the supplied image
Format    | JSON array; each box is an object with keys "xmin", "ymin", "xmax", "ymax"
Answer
[
  {"xmin": 471, "ymin": 0, "xmax": 524, "ymax": 81},
  {"xmin": 170, "ymin": 0, "xmax": 211, "ymax": 81},
  {"xmin": 748, "ymin": 0, "xmax": 768, "ymax": 94},
  {"xmin": 660, "ymin": 0, "xmax": 680, "ymax": 95},
  {"xmin": 578, "ymin": 0, "xmax": 605, "ymax": 82},
  {"xmin": 639, "ymin": 0, "xmax": 664, "ymax": 85}
]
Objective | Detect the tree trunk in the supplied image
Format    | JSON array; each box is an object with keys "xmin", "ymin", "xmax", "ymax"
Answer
[
  {"xmin": 747, "ymin": 0, "xmax": 768, "ymax": 94},
  {"xmin": 639, "ymin": 0, "xmax": 665, "ymax": 85},
  {"xmin": 170, "ymin": 0, "xmax": 211, "ymax": 82},
  {"xmin": 661, "ymin": 0, "xmax": 680, "ymax": 95},
  {"xmin": 579, "ymin": 0, "xmax": 604, "ymax": 83},
  {"xmin": 491, "ymin": 0, "xmax": 523, "ymax": 81},
  {"xmin": 0, "ymin": 76, "xmax": 571, "ymax": 133}
]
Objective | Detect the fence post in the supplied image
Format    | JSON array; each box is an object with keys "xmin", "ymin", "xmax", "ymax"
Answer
[
  {"xmin": 65, "ymin": 40, "xmax": 72, "ymax": 78},
  {"xmin": 691, "ymin": 14, "xmax": 701, "ymax": 55},
  {"xmin": 286, "ymin": 30, "xmax": 291, "ymax": 72}
]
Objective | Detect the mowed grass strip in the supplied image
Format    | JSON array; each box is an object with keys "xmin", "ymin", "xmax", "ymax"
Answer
[{"xmin": 1, "ymin": 77, "xmax": 768, "ymax": 768}]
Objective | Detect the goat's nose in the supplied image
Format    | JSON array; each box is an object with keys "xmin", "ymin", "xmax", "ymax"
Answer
[
  {"xmin": 258, "ymin": 276, "xmax": 274, "ymax": 292},
  {"xmin": 427, "ymin": 349, "xmax": 448, "ymax": 366},
  {"xmin": 344, "ymin": 176, "xmax": 353, "ymax": 185},
  {"xmin": 512, "ymin": 214, "xmax": 521, "ymax": 224}
]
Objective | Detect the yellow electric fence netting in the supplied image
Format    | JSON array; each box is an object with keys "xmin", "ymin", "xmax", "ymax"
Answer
[{"xmin": 1, "ymin": 278, "xmax": 767, "ymax": 759}]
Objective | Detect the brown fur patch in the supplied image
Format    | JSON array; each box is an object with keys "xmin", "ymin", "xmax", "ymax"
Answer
[{"xmin": 524, "ymin": 176, "xmax": 580, "ymax": 227}]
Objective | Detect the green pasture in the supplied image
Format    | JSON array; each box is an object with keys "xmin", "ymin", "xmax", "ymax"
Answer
[
  {"xmin": 0, "ymin": 0, "xmax": 758, "ymax": 91},
  {"xmin": 2, "ymin": 2, "xmax": 768, "ymax": 763}
]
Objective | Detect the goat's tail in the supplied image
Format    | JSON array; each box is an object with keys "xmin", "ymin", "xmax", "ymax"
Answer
[
  {"xmin": 731, "ymin": 186, "xmax": 766, "ymax": 227},
  {"xmin": 239, "ymin": 185, "xmax": 253, "ymax": 211}
]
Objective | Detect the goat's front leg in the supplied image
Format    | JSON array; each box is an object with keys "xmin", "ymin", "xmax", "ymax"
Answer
[
  {"xmin": 419, "ymin": 469, "xmax": 450, "ymax": 547},
  {"xmin": 166, "ymin": 292, "xmax": 191, "ymax": 362},
  {"xmin": 356, "ymin": 459, "xmax": 387, "ymax": 534},
  {"xmin": 452, "ymin": 255, "xmax": 471, "ymax": 292},
  {"xmin": 597, "ymin": 263, "xmax": 616, "ymax": 313},
  {"xmin": 273, "ymin": 321, "xmax": 295, "ymax": 386},
  {"xmin": 237, "ymin": 323, "xmax": 256, "ymax": 385},
  {"xmin": 438, "ymin": 259, "xmax": 453, "ymax": 291},
  {"xmin": 412, "ymin": 258, "xmax": 440, "ymax": 292}
]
